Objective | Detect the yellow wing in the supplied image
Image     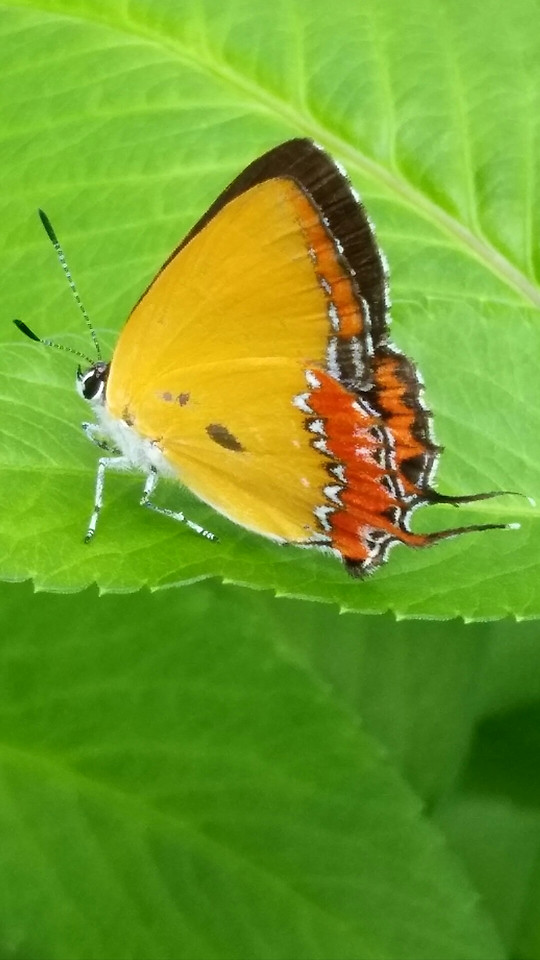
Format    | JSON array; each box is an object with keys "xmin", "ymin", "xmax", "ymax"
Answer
[
  {"xmin": 106, "ymin": 176, "xmax": 366, "ymax": 542},
  {"xmin": 129, "ymin": 358, "xmax": 332, "ymax": 541}
]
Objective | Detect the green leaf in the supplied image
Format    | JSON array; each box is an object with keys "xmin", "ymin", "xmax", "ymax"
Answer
[
  {"xmin": 476, "ymin": 619, "xmax": 540, "ymax": 716},
  {"xmin": 0, "ymin": 0, "xmax": 538, "ymax": 616},
  {"xmin": 276, "ymin": 606, "xmax": 540, "ymax": 953},
  {"xmin": 518, "ymin": 853, "xmax": 540, "ymax": 960},
  {"xmin": 266, "ymin": 600, "xmax": 490, "ymax": 803},
  {"xmin": 463, "ymin": 702, "xmax": 540, "ymax": 809},
  {"xmin": 435, "ymin": 794, "xmax": 540, "ymax": 952},
  {"xmin": 0, "ymin": 580, "xmax": 505, "ymax": 960}
]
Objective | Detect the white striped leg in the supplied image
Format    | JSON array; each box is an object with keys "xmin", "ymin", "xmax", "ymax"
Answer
[
  {"xmin": 85, "ymin": 456, "xmax": 131, "ymax": 543},
  {"xmin": 82, "ymin": 422, "xmax": 120, "ymax": 454},
  {"xmin": 140, "ymin": 468, "xmax": 218, "ymax": 541}
]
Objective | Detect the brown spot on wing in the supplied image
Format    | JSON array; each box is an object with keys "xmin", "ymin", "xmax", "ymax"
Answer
[
  {"xmin": 206, "ymin": 424, "xmax": 245, "ymax": 452},
  {"xmin": 160, "ymin": 390, "xmax": 190, "ymax": 406}
]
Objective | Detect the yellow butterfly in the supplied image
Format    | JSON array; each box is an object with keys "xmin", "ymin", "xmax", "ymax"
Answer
[{"xmin": 15, "ymin": 139, "xmax": 514, "ymax": 576}]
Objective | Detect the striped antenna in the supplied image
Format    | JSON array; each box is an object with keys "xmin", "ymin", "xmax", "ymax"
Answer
[
  {"xmin": 38, "ymin": 209, "xmax": 102, "ymax": 360},
  {"xmin": 13, "ymin": 319, "xmax": 94, "ymax": 364}
]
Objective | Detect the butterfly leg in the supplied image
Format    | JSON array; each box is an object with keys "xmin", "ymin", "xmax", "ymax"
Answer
[
  {"xmin": 82, "ymin": 422, "xmax": 121, "ymax": 454},
  {"xmin": 85, "ymin": 455, "xmax": 132, "ymax": 543},
  {"xmin": 140, "ymin": 467, "xmax": 218, "ymax": 542}
]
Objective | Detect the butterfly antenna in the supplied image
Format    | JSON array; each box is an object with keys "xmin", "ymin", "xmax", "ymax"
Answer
[
  {"xmin": 38, "ymin": 209, "xmax": 102, "ymax": 360},
  {"xmin": 13, "ymin": 319, "xmax": 94, "ymax": 365}
]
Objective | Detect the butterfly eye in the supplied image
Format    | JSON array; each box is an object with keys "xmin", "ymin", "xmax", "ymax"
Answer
[
  {"xmin": 82, "ymin": 373, "xmax": 101, "ymax": 400},
  {"xmin": 77, "ymin": 362, "xmax": 109, "ymax": 402}
]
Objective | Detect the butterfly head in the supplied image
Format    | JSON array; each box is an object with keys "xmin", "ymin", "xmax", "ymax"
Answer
[
  {"xmin": 76, "ymin": 361, "xmax": 110, "ymax": 405},
  {"xmin": 13, "ymin": 209, "xmax": 108, "ymax": 406}
]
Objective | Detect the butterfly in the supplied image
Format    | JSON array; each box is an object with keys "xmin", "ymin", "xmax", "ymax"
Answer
[{"xmin": 14, "ymin": 138, "xmax": 514, "ymax": 577}]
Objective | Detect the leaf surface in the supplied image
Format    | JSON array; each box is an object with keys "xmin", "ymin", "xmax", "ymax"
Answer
[
  {"xmin": 0, "ymin": 581, "xmax": 505, "ymax": 960},
  {"xmin": 0, "ymin": 0, "xmax": 538, "ymax": 616}
]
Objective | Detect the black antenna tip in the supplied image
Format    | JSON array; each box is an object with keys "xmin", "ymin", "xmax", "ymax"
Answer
[
  {"xmin": 38, "ymin": 208, "xmax": 58, "ymax": 245},
  {"xmin": 13, "ymin": 319, "xmax": 41, "ymax": 342}
]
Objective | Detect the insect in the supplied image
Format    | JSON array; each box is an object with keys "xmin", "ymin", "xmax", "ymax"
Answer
[{"xmin": 14, "ymin": 138, "xmax": 516, "ymax": 576}]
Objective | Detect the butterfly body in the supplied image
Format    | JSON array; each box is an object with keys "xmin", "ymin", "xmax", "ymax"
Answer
[
  {"xmin": 85, "ymin": 391, "xmax": 175, "ymax": 479},
  {"xmin": 20, "ymin": 139, "xmax": 512, "ymax": 576}
]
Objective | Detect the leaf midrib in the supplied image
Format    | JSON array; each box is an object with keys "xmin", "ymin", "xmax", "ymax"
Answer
[{"xmin": 4, "ymin": 0, "xmax": 540, "ymax": 308}]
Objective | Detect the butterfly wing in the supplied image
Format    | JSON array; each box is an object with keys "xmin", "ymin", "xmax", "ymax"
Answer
[
  {"xmin": 108, "ymin": 163, "xmax": 375, "ymax": 398},
  {"xmin": 107, "ymin": 146, "xmax": 378, "ymax": 547},
  {"xmin": 121, "ymin": 357, "xmax": 332, "ymax": 542},
  {"xmin": 106, "ymin": 139, "xmax": 491, "ymax": 574}
]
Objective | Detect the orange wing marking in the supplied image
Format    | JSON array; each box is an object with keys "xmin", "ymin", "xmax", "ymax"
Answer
[
  {"xmin": 288, "ymin": 188, "xmax": 373, "ymax": 391},
  {"xmin": 299, "ymin": 368, "xmax": 434, "ymax": 573},
  {"xmin": 371, "ymin": 346, "xmax": 440, "ymax": 496}
]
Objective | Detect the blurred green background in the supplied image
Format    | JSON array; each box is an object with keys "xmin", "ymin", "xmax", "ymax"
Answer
[
  {"xmin": 2, "ymin": 582, "xmax": 540, "ymax": 958},
  {"xmin": 0, "ymin": 0, "xmax": 539, "ymax": 957}
]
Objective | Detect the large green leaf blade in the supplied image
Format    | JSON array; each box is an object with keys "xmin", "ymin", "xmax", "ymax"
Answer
[
  {"xmin": 0, "ymin": 0, "xmax": 538, "ymax": 615},
  {"xmin": 0, "ymin": 581, "xmax": 505, "ymax": 960}
]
